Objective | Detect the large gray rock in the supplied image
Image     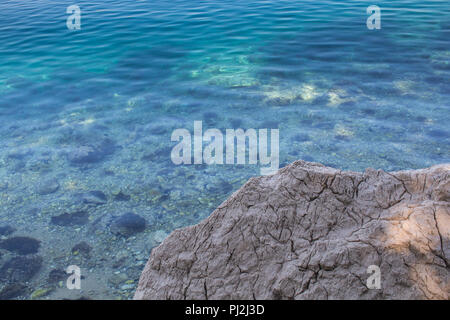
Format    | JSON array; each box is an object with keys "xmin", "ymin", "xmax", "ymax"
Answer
[{"xmin": 134, "ymin": 161, "xmax": 449, "ymax": 300}]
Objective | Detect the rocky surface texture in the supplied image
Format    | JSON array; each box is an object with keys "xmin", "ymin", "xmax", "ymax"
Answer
[{"xmin": 135, "ymin": 161, "xmax": 449, "ymax": 300}]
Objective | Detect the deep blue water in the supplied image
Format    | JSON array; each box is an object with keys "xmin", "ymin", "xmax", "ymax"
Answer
[{"xmin": 0, "ymin": 0, "xmax": 449, "ymax": 299}]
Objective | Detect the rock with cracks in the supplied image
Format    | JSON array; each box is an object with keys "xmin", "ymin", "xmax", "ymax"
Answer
[{"xmin": 134, "ymin": 161, "xmax": 449, "ymax": 300}]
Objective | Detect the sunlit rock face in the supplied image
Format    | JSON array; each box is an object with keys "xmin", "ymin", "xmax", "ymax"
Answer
[{"xmin": 134, "ymin": 161, "xmax": 449, "ymax": 300}]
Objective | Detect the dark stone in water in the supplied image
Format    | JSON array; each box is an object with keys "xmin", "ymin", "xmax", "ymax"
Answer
[
  {"xmin": 338, "ymin": 101, "xmax": 356, "ymax": 108},
  {"xmin": 229, "ymin": 118, "xmax": 243, "ymax": 128},
  {"xmin": 0, "ymin": 256, "xmax": 43, "ymax": 282},
  {"xmin": 48, "ymin": 269, "xmax": 67, "ymax": 284},
  {"xmin": 313, "ymin": 122, "xmax": 334, "ymax": 130},
  {"xmin": 103, "ymin": 169, "xmax": 115, "ymax": 176},
  {"xmin": 0, "ymin": 236, "xmax": 40, "ymax": 255},
  {"xmin": 361, "ymin": 108, "xmax": 376, "ymax": 116},
  {"xmin": 221, "ymin": 181, "xmax": 233, "ymax": 194},
  {"xmin": 110, "ymin": 212, "xmax": 146, "ymax": 237},
  {"xmin": 415, "ymin": 116, "xmax": 427, "ymax": 122},
  {"xmin": 203, "ymin": 112, "xmax": 219, "ymax": 125},
  {"xmin": 424, "ymin": 76, "xmax": 445, "ymax": 84},
  {"xmin": 0, "ymin": 283, "xmax": 28, "ymax": 300},
  {"xmin": 114, "ymin": 191, "xmax": 131, "ymax": 202},
  {"xmin": 300, "ymin": 118, "xmax": 313, "ymax": 126},
  {"xmin": 142, "ymin": 146, "xmax": 172, "ymax": 161},
  {"xmin": 67, "ymin": 146, "xmax": 98, "ymax": 164},
  {"xmin": 261, "ymin": 120, "xmax": 279, "ymax": 128},
  {"xmin": 7, "ymin": 149, "xmax": 33, "ymax": 160},
  {"xmin": 147, "ymin": 124, "xmax": 168, "ymax": 135},
  {"xmin": 207, "ymin": 181, "xmax": 233, "ymax": 194},
  {"xmin": 292, "ymin": 133, "xmax": 310, "ymax": 142},
  {"xmin": 0, "ymin": 225, "xmax": 16, "ymax": 236},
  {"xmin": 67, "ymin": 138, "xmax": 116, "ymax": 165},
  {"xmin": 72, "ymin": 241, "xmax": 92, "ymax": 257},
  {"xmin": 427, "ymin": 129, "xmax": 449, "ymax": 139},
  {"xmin": 80, "ymin": 191, "xmax": 107, "ymax": 205},
  {"xmin": 13, "ymin": 161, "xmax": 26, "ymax": 172},
  {"xmin": 334, "ymin": 134, "xmax": 350, "ymax": 141},
  {"xmin": 36, "ymin": 179, "xmax": 59, "ymax": 195},
  {"xmin": 51, "ymin": 211, "xmax": 89, "ymax": 227}
]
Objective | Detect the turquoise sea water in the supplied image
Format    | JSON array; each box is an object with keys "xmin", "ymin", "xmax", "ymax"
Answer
[{"xmin": 0, "ymin": 0, "xmax": 448, "ymax": 299}]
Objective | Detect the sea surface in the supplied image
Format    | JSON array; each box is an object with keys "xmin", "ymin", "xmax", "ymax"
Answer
[{"xmin": 0, "ymin": 0, "xmax": 448, "ymax": 299}]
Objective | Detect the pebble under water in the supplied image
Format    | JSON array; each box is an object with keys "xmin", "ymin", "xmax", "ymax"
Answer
[{"xmin": 0, "ymin": 0, "xmax": 449, "ymax": 299}]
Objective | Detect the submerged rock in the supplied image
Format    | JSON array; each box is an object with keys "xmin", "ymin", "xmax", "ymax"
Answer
[
  {"xmin": 48, "ymin": 269, "xmax": 67, "ymax": 284},
  {"xmin": 67, "ymin": 138, "xmax": 116, "ymax": 165},
  {"xmin": 67, "ymin": 146, "xmax": 97, "ymax": 164},
  {"xmin": 71, "ymin": 241, "xmax": 92, "ymax": 257},
  {"xmin": 0, "ymin": 283, "xmax": 28, "ymax": 300},
  {"xmin": 135, "ymin": 161, "xmax": 449, "ymax": 300},
  {"xmin": 0, "ymin": 225, "xmax": 16, "ymax": 237},
  {"xmin": 78, "ymin": 191, "xmax": 107, "ymax": 205},
  {"xmin": 36, "ymin": 178, "xmax": 59, "ymax": 195},
  {"xmin": 50, "ymin": 211, "xmax": 89, "ymax": 227},
  {"xmin": 0, "ymin": 236, "xmax": 40, "ymax": 255},
  {"xmin": 114, "ymin": 191, "xmax": 131, "ymax": 202},
  {"xmin": 110, "ymin": 212, "xmax": 146, "ymax": 237},
  {"xmin": 0, "ymin": 255, "xmax": 43, "ymax": 283}
]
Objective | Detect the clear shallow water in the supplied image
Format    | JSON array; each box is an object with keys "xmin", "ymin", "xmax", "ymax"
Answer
[{"xmin": 0, "ymin": 0, "xmax": 448, "ymax": 299}]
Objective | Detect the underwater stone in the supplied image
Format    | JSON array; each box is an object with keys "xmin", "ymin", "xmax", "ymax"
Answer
[
  {"xmin": 141, "ymin": 146, "xmax": 172, "ymax": 162},
  {"xmin": 361, "ymin": 108, "xmax": 376, "ymax": 116},
  {"xmin": 67, "ymin": 146, "xmax": 98, "ymax": 164},
  {"xmin": 313, "ymin": 121, "xmax": 334, "ymax": 130},
  {"xmin": 67, "ymin": 138, "xmax": 116, "ymax": 165},
  {"xmin": 203, "ymin": 112, "xmax": 219, "ymax": 125},
  {"xmin": 0, "ymin": 236, "xmax": 40, "ymax": 255},
  {"xmin": 110, "ymin": 212, "xmax": 146, "ymax": 237},
  {"xmin": 147, "ymin": 124, "xmax": 168, "ymax": 135},
  {"xmin": 80, "ymin": 191, "xmax": 107, "ymax": 205},
  {"xmin": 0, "ymin": 182, "xmax": 9, "ymax": 191},
  {"xmin": 0, "ymin": 255, "xmax": 43, "ymax": 283},
  {"xmin": 71, "ymin": 241, "xmax": 92, "ymax": 257},
  {"xmin": 427, "ymin": 129, "xmax": 449, "ymax": 139},
  {"xmin": 114, "ymin": 191, "xmax": 131, "ymax": 202},
  {"xmin": 50, "ymin": 211, "xmax": 89, "ymax": 227},
  {"xmin": 109, "ymin": 273, "xmax": 128, "ymax": 287},
  {"xmin": 0, "ymin": 225, "xmax": 16, "ymax": 237},
  {"xmin": 7, "ymin": 148, "xmax": 33, "ymax": 160},
  {"xmin": 36, "ymin": 178, "xmax": 59, "ymax": 195},
  {"xmin": 0, "ymin": 283, "xmax": 28, "ymax": 300},
  {"xmin": 229, "ymin": 118, "xmax": 243, "ymax": 128},
  {"xmin": 292, "ymin": 133, "xmax": 310, "ymax": 142},
  {"xmin": 48, "ymin": 269, "xmax": 67, "ymax": 284},
  {"xmin": 260, "ymin": 120, "xmax": 279, "ymax": 128}
]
